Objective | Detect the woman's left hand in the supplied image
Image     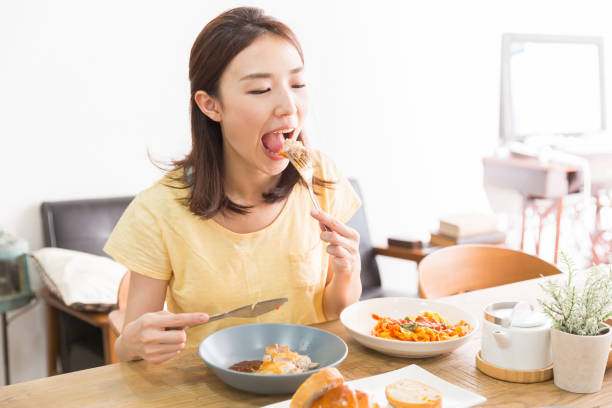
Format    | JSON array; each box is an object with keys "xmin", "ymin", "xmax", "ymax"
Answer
[{"xmin": 310, "ymin": 209, "xmax": 360, "ymax": 279}]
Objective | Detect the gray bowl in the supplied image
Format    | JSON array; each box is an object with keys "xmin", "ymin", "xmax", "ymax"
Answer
[{"xmin": 198, "ymin": 323, "xmax": 348, "ymax": 394}]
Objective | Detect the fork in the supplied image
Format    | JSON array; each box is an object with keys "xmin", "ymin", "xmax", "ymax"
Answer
[{"xmin": 285, "ymin": 150, "xmax": 330, "ymax": 231}]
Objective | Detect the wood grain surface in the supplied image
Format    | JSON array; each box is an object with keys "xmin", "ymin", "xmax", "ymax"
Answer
[{"xmin": 2, "ymin": 277, "xmax": 611, "ymax": 408}]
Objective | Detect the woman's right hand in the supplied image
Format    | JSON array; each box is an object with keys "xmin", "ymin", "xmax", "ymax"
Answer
[{"xmin": 117, "ymin": 310, "xmax": 209, "ymax": 363}]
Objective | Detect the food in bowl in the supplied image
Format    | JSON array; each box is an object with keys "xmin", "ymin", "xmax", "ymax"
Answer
[
  {"xmin": 385, "ymin": 378, "xmax": 442, "ymax": 408},
  {"xmin": 290, "ymin": 368, "xmax": 380, "ymax": 408},
  {"xmin": 229, "ymin": 344, "xmax": 319, "ymax": 375},
  {"xmin": 341, "ymin": 298, "xmax": 478, "ymax": 357},
  {"xmin": 228, "ymin": 360, "xmax": 264, "ymax": 373},
  {"xmin": 199, "ymin": 323, "xmax": 347, "ymax": 394},
  {"xmin": 371, "ymin": 311, "xmax": 473, "ymax": 342}
]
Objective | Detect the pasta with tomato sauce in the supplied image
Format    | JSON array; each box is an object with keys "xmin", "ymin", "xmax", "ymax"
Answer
[{"xmin": 371, "ymin": 311, "xmax": 473, "ymax": 342}]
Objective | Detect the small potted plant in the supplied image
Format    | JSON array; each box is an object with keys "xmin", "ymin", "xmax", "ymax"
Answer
[{"xmin": 538, "ymin": 253, "xmax": 612, "ymax": 393}]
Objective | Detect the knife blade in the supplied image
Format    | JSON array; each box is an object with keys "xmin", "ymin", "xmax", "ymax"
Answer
[{"xmin": 216, "ymin": 296, "xmax": 288, "ymax": 319}]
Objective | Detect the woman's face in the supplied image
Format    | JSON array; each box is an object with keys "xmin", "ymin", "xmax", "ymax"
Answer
[{"xmin": 215, "ymin": 34, "xmax": 309, "ymax": 177}]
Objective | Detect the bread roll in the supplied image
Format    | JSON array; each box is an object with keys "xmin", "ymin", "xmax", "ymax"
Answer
[
  {"xmin": 310, "ymin": 385, "xmax": 381, "ymax": 408},
  {"xmin": 312, "ymin": 385, "xmax": 357, "ymax": 408},
  {"xmin": 385, "ymin": 379, "xmax": 442, "ymax": 408},
  {"xmin": 355, "ymin": 389, "xmax": 381, "ymax": 408},
  {"xmin": 290, "ymin": 368, "xmax": 344, "ymax": 408}
]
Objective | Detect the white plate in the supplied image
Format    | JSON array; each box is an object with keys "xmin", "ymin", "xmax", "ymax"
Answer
[
  {"xmin": 339, "ymin": 297, "xmax": 479, "ymax": 357},
  {"xmin": 263, "ymin": 364, "xmax": 486, "ymax": 408}
]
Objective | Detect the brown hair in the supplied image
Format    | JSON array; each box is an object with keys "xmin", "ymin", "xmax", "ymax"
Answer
[{"xmin": 171, "ymin": 6, "xmax": 330, "ymax": 219}]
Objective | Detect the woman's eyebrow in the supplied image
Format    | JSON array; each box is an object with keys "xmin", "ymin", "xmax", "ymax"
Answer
[{"xmin": 240, "ymin": 66, "xmax": 304, "ymax": 81}]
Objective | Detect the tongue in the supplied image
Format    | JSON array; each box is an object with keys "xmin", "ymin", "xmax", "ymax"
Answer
[{"xmin": 262, "ymin": 132, "xmax": 284, "ymax": 153}]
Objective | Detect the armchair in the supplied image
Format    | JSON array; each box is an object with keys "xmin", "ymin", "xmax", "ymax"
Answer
[
  {"xmin": 39, "ymin": 196, "xmax": 133, "ymax": 374},
  {"xmin": 347, "ymin": 179, "xmax": 426, "ymax": 299}
]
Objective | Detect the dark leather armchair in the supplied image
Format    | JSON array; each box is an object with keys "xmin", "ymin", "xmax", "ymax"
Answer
[
  {"xmin": 347, "ymin": 179, "xmax": 421, "ymax": 299},
  {"xmin": 40, "ymin": 197, "xmax": 133, "ymax": 374}
]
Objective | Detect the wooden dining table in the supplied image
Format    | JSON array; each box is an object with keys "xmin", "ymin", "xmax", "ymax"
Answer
[{"xmin": 2, "ymin": 276, "xmax": 611, "ymax": 408}]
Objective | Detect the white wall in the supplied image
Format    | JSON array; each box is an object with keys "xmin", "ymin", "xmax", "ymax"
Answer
[{"xmin": 1, "ymin": 0, "xmax": 611, "ymax": 384}]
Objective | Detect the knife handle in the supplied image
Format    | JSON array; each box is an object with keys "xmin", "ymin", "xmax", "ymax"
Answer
[{"xmin": 166, "ymin": 312, "xmax": 224, "ymax": 331}]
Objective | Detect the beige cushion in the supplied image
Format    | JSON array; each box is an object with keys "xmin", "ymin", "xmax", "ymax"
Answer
[{"xmin": 31, "ymin": 247, "xmax": 126, "ymax": 312}]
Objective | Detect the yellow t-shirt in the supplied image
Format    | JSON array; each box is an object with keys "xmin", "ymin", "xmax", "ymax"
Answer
[{"xmin": 103, "ymin": 150, "xmax": 361, "ymax": 347}]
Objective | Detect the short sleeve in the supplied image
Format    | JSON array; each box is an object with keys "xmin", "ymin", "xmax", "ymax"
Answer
[
  {"xmin": 103, "ymin": 194, "xmax": 172, "ymax": 280},
  {"xmin": 312, "ymin": 151, "xmax": 361, "ymax": 224}
]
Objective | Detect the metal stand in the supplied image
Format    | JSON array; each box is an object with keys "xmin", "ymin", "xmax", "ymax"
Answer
[
  {"xmin": 592, "ymin": 190, "xmax": 612, "ymax": 264},
  {"xmin": 1, "ymin": 312, "xmax": 8, "ymax": 385},
  {"xmin": 520, "ymin": 196, "xmax": 564, "ymax": 264}
]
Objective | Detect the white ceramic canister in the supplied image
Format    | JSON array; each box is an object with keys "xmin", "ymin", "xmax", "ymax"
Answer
[{"xmin": 481, "ymin": 301, "xmax": 552, "ymax": 371}]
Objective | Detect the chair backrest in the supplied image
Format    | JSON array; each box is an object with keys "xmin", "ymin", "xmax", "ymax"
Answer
[
  {"xmin": 346, "ymin": 179, "xmax": 381, "ymax": 291},
  {"xmin": 418, "ymin": 245, "xmax": 561, "ymax": 298},
  {"xmin": 41, "ymin": 197, "xmax": 133, "ymax": 257}
]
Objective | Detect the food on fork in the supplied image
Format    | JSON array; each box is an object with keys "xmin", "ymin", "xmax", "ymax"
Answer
[
  {"xmin": 229, "ymin": 344, "xmax": 318, "ymax": 375},
  {"xmin": 280, "ymin": 138, "xmax": 310, "ymax": 162},
  {"xmin": 385, "ymin": 379, "xmax": 442, "ymax": 408},
  {"xmin": 290, "ymin": 368, "xmax": 380, "ymax": 408},
  {"xmin": 372, "ymin": 311, "xmax": 473, "ymax": 342},
  {"xmin": 279, "ymin": 135, "xmax": 327, "ymax": 228}
]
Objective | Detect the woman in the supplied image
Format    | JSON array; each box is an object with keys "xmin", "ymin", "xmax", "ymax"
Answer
[{"xmin": 105, "ymin": 7, "xmax": 362, "ymax": 363}]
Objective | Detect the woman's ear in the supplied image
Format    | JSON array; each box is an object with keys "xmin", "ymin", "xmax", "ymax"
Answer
[{"xmin": 194, "ymin": 90, "xmax": 222, "ymax": 122}]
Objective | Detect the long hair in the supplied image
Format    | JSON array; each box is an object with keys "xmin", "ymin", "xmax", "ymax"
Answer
[{"xmin": 171, "ymin": 7, "xmax": 330, "ymax": 219}]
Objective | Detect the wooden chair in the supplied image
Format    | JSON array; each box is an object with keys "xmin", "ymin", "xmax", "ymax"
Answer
[{"xmin": 417, "ymin": 245, "xmax": 561, "ymax": 299}]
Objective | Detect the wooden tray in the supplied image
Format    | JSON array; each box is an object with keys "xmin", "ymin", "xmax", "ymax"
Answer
[{"xmin": 475, "ymin": 351, "xmax": 553, "ymax": 383}]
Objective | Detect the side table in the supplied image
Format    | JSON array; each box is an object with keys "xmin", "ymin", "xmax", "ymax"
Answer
[
  {"xmin": 37, "ymin": 288, "xmax": 119, "ymax": 377},
  {"xmin": 0, "ymin": 291, "xmax": 34, "ymax": 385},
  {"xmin": 372, "ymin": 245, "xmax": 439, "ymax": 264}
]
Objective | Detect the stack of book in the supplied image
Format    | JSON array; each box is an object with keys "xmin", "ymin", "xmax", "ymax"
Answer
[
  {"xmin": 430, "ymin": 213, "xmax": 506, "ymax": 247},
  {"xmin": 387, "ymin": 234, "xmax": 425, "ymax": 249}
]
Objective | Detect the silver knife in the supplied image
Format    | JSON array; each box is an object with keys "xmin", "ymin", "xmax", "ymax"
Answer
[{"xmin": 169, "ymin": 297, "xmax": 288, "ymax": 330}]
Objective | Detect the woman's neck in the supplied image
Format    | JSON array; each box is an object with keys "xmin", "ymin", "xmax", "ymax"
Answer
[{"xmin": 223, "ymin": 160, "xmax": 280, "ymax": 206}]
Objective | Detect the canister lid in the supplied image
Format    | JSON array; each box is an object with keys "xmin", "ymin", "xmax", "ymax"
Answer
[
  {"xmin": 484, "ymin": 301, "xmax": 548, "ymax": 328},
  {"xmin": 0, "ymin": 230, "xmax": 29, "ymax": 259}
]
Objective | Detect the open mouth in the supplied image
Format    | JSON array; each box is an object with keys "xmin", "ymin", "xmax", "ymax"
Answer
[{"xmin": 262, "ymin": 128, "xmax": 295, "ymax": 155}]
